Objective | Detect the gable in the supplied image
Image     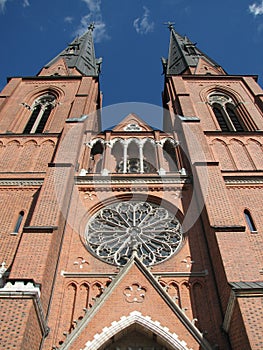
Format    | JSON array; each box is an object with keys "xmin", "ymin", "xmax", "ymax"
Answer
[
  {"xmin": 194, "ymin": 57, "xmax": 224, "ymax": 76},
  {"xmin": 58, "ymin": 256, "xmax": 213, "ymax": 350},
  {"xmin": 112, "ymin": 113, "xmax": 154, "ymax": 132}
]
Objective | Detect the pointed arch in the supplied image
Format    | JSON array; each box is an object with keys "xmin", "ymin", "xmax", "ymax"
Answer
[
  {"xmin": 0, "ymin": 140, "xmax": 21, "ymax": 171},
  {"xmin": 15, "ymin": 140, "xmax": 39, "ymax": 172},
  {"xmin": 89, "ymin": 140, "xmax": 104, "ymax": 173},
  {"xmin": 229, "ymin": 138, "xmax": 255, "ymax": 170},
  {"xmin": 247, "ymin": 139, "xmax": 263, "ymax": 170},
  {"xmin": 163, "ymin": 138, "xmax": 178, "ymax": 172},
  {"xmin": 83, "ymin": 311, "xmax": 192, "ymax": 350},
  {"xmin": 35, "ymin": 140, "xmax": 56, "ymax": 171},
  {"xmin": 211, "ymin": 138, "xmax": 236, "ymax": 170},
  {"xmin": 23, "ymin": 93, "xmax": 57, "ymax": 134},
  {"xmin": 244, "ymin": 209, "xmax": 257, "ymax": 233}
]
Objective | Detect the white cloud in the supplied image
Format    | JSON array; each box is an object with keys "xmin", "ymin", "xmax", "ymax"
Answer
[
  {"xmin": 23, "ymin": 0, "xmax": 30, "ymax": 7},
  {"xmin": 75, "ymin": 0, "xmax": 109, "ymax": 42},
  {"xmin": 0, "ymin": 0, "xmax": 30, "ymax": 12},
  {"xmin": 0, "ymin": 0, "xmax": 8, "ymax": 12},
  {"xmin": 133, "ymin": 6, "xmax": 154, "ymax": 35},
  {"xmin": 75, "ymin": 13, "xmax": 109, "ymax": 43},
  {"xmin": 249, "ymin": 1, "xmax": 263, "ymax": 15},
  {"xmin": 64, "ymin": 16, "xmax": 74, "ymax": 24},
  {"xmin": 81, "ymin": 0, "xmax": 101, "ymax": 13}
]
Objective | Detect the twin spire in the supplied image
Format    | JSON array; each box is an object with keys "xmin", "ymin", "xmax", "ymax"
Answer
[
  {"xmin": 162, "ymin": 23, "xmax": 225, "ymax": 76},
  {"xmin": 45, "ymin": 23, "xmax": 102, "ymax": 77},
  {"xmin": 43, "ymin": 22, "xmax": 225, "ymax": 78}
]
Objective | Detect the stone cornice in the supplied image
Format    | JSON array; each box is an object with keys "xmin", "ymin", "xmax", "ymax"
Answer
[
  {"xmin": 0, "ymin": 179, "xmax": 44, "ymax": 187},
  {"xmin": 223, "ymin": 282, "xmax": 263, "ymax": 332},
  {"xmin": 75, "ymin": 175, "xmax": 190, "ymax": 186},
  {"xmin": 224, "ymin": 176, "xmax": 263, "ymax": 185},
  {"xmin": 61, "ymin": 270, "xmax": 208, "ymax": 278}
]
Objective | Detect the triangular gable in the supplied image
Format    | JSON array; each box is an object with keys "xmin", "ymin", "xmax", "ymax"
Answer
[
  {"xmin": 194, "ymin": 57, "xmax": 224, "ymax": 76},
  {"xmin": 38, "ymin": 58, "xmax": 71, "ymax": 77},
  {"xmin": 112, "ymin": 113, "xmax": 154, "ymax": 132},
  {"xmin": 59, "ymin": 255, "xmax": 213, "ymax": 350}
]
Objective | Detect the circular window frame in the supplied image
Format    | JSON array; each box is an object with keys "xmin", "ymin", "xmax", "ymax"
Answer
[{"xmin": 84, "ymin": 200, "xmax": 184, "ymax": 266}]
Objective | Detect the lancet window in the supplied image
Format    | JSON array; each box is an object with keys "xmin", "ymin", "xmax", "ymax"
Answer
[
  {"xmin": 89, "ymin": 140, "xmax": 104, "ymax": 173},
  {"xmin": 13, "ymin": 211, "xmax": 24, "ymax": 234},
  {"xmin": 23, "ymin": 93, "xmax": 57, "ymax": 134},
  {"xmin": 244, "ymin": 209, "xmax": 257, "ymax": 233},
  {"xmin": 209, "ymin": 93, "xmax": 244, "ymax": 132}
]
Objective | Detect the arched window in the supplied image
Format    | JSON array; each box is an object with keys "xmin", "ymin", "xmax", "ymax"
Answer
[
  {"xmin": 13, "ymin": 211, "xmax": 24, "ymax": 234},
  {"xmin": 163, "ymin": 139, "xmax": 178, "ymax": 172},
  {"xmin": 89, "ymin": 141, "xmax": 104, "ymax": 173},
  {"xmin": 24, "ymin": 94, "xmax": 56, "ymax": 134},
  {"xmin": 212, "ymin": 105, "xmax": 230, "ymax": 132},
  {"xmin": 209, "ymin": 93, "xmax": 245, "ymax": 132},
  {"xmin": 244, "ymin": 209, "xmax": 257, "ymax": 233},
  {"xmin": 114, "ymin": 138, "xmax": 157, "ymax": 174}
]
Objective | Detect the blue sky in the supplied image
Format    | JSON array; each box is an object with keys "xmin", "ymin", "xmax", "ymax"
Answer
[{"xmin": 0, "ymin": 0, "xmax": 263, "ymax": 127}]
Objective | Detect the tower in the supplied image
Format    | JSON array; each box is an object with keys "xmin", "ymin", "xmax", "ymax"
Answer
[{"xmin": 0, "ymin": 23, "xmax": 262, "ymax": 350}]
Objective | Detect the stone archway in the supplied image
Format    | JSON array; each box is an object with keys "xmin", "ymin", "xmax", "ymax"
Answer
[{"xmin": 82, "ymin": 311, "xmax": 192, "ymax": 350}]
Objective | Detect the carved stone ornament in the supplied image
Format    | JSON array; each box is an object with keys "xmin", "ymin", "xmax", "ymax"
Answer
[
  {"xmin": 123, "ymin": 283, "xmax": 146, "ymax": 303},
  {"xmin": 84, "ymin": 201, "xmax": 183, "ymax": 266}
]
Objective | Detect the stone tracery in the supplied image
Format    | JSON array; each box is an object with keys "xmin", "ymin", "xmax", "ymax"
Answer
[{"xmin": 84, "ymin": 201, "xmax": 183, "ymax": 266}]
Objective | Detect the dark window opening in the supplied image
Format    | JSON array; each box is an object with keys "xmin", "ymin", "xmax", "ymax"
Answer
[
  {"xmin": 23, "ymin": 94, "xmax": 56, "ymax": 134},
  {"xmin": 14, "ymin": 211, "xmax": 24, "ymax": 233},
  {"xmin": 244, "ymin": 209, "xmax": 257, "ymax": 232},
  {"xmin": 212, "ymin": 106, "xmax": 230, "ymax": 132},
  {"xmin": 226, "ymin": 105, "xmax": 244, "ymax": 132}
]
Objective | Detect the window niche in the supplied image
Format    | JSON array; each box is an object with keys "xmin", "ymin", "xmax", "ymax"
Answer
[
  {"xmin": 11, "ymin": 211, "xmax": 24, "ymax": 235},
  {"xmin": 23, "ymin": 93, "xmax": 57, "ymax": 134},
  {"xmin": 89, "ymin": 141, "xmax": 104, "ymax": 173},
  {"xmin": 244, "ymin": 209, "xmax": 257, "ymax": 233},
  {"xmin": 208, "ymin": 93, "xmax": 245, "ymax": 132}
]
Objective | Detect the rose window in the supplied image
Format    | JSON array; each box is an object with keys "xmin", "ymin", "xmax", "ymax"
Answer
[{"xmin": 84, "ymin": 201, "xmax": 183, "ymax": 266}]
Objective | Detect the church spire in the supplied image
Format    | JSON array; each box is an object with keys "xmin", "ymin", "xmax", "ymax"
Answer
[
  {"xmin": 44, "ymin": 23, "xmax": 102, "ymax": 77},
  {"xmin": 162, "ymin": 23, "xmax": 226, "ymax": 76}
]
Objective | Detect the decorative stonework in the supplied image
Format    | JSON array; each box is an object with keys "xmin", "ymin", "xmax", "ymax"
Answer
[
  {"xmin": 82, "ymin": 311, "xmax": 193, "ymax": 350},
  {"xmin": 0, "ymin": 280, "xmax": 49, "ymax": 336},
  {"xmin": 85, "ymin": 201, "xmax": 183, "ymax": 266},
  {"xmin": 124, "ymin": 123, "xmax": 142, "ymax": 131},
  {"xmin": 0, "ymin": 262, "xmax": 7, "ymax": 287},
  {"xmin": 73, "ymin": 257, "xmax": 89, "ymax": 269},
  {"xmin": 0, "ymin": 179, "xmax": 44, "ymax": 187},
  {"xmin": 123, "ymin": 283, "xmax": 146, "ymax": 303}
]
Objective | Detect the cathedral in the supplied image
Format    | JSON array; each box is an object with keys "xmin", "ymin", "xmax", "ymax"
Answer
[{"xmin": 0, "ymin": 23, "xmax": 262, "ymax": 350}]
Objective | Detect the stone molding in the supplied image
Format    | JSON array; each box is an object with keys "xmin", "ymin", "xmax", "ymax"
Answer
[
  {"xmin": 76, "ymin": 175, "xmax": 189, "ymax": 186},
  {"xmin": 82, "ymin": 311, "xmax": 193, "ymax": 350},
  {"xmin": 0, "ymin": 179, "xmax": 44, "ymax": 186},
  {"xmin": 61, "ymin": 271, "xmax": 208, "ymax": 278},
  {"xmin": 0, "ymin": 280, "xmax": 49, "ymax": 336},
  {"xmin": 223, "ymin": 282, "xmax": 263, "ymax": 332}
]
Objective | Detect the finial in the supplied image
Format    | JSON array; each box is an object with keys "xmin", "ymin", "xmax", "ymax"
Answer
[
  {"xmin": 88, "ymin": 22, "xmax": 95, "ymax": 31},
  {"xmin": 164, "ymin": 21, "xmax": 175, "ymax": 31}
]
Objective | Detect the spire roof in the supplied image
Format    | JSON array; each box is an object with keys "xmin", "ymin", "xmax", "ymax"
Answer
[
  {"xmin": 163, "ymin": 24, "xmax": 226, "ymax": 76},
  {"xmin": 45, "ymin": 24, "xmax": 102, "ymax": 77}
]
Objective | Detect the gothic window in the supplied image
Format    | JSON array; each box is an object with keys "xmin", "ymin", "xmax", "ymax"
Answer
[
  {"xmin": 163, "ymin": 139, "xmax": 178, "ymax": 172},
  {"xmin": 90, "ymin": 140, "xmax": 104, "ymax": 173},
  {"xmin": 244, "ymin": 209, "xmax": 257, "ymax": 233},
  {"xmin": 13, "ymin": 211, "xmax": 24, "ymax": 233},
  {"xmin": 23, "ymin": 94, "xmax": 56, "ymax": 134},
  {"xmin": 209, "ymin": 93, "xmax": 245, "ymax": 132},
  {"xmin": 84, "ymin": 201, "xmax": 183, "ymax": 266}
]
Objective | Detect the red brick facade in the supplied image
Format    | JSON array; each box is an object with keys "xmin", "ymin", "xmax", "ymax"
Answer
[{"xmin": 0, "ymin": 27, "xmax": 262, "ymax": 350}]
